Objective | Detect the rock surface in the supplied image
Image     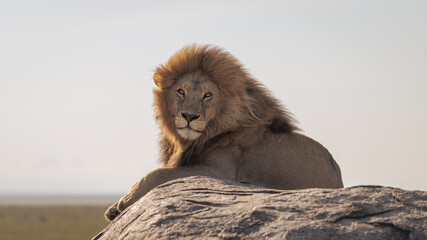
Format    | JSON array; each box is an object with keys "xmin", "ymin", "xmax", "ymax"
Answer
[{"xmin": 93, "ymin": 176, "xmax": 426, "ymax": 240}]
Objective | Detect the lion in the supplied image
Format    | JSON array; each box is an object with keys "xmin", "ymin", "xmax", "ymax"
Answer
[{"xmin": 104, "ymin": 44, "xmax": 343, "ymax": 221}]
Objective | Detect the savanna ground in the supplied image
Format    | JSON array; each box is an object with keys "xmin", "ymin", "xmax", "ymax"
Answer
[{"xmin": 0, "ymin": 206, "xmax": 109, "ymax": 240}]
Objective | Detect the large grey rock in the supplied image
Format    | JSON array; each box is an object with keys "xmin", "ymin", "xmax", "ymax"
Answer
[{"xmin": 93, "ymin": 176, "xmax": 426, "ymax": 240}]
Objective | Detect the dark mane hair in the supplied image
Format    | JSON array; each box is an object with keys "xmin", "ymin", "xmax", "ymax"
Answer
[{"xmin": 153, "ymin": 44, "xmax": 299, "ymax": 166}]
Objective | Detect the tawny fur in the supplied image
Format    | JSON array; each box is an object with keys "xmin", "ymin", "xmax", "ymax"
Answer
[
  {"xmin": 104, "ymin": 44, "xmax": 343, "ymax": 222},
  {"xmin": 153, "ymin": 45, "xmax": 298, "ymax": 167}
]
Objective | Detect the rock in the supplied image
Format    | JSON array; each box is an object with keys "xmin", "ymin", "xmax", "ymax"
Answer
[{"xmin": 93, "ymin": 176, "xmax": 426, "ymax": 240}]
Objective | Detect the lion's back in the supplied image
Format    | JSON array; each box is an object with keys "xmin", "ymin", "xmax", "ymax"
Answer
[{"xmin": 237, "ymin": 130, "xmax": 343, "ymax": 189}]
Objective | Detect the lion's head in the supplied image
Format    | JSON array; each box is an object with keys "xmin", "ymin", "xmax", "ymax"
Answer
[
  {"xmin": 153, "ymin": 44, "xmax": 298, "ymax": 165},
  {"xmin": 167, "ymin": 73, "xmax": 220, "ymax": 140}
]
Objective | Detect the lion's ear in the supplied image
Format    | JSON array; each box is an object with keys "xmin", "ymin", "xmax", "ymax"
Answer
[{"xmin": 153, "ymin": 73, "xmax": 161, "ymax": 88}]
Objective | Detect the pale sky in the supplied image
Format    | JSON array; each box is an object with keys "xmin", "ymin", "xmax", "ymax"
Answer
[{"xmin": 1, "ymin": 0, "xmax": 426, "ymax": 195}]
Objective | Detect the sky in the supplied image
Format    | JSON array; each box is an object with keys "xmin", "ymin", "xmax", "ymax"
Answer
[{"xmin": 0, "ymin": 0, "xmax": 426, "ymax": 195}]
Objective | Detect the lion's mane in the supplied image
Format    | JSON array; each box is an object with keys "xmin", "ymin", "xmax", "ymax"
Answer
[{"xmin": 153, "ymin": 44, "xmax": 299, "ymax": 166}]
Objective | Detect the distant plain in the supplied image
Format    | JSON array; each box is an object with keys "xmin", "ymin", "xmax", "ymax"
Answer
[{"xmin": 0, "ymin": 196, "xmax": 119, "ymax": 240}]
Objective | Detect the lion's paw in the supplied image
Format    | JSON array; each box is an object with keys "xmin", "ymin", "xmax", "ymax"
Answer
[
  {"xmin": 117, "ymin": 194, "xmax": 132, "ymax": 212},
  {"xmin": 104, "ymin": 202, "xmax": 120, "ymax": 222}
]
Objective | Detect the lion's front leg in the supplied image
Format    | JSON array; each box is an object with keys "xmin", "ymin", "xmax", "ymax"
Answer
[{"xmin": 105, "ymin": 166, "xmax": 224, "ymax": 221}]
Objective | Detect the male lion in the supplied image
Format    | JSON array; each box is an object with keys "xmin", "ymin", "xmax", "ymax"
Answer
[{"xmin": 105, "ymin": 45, "xmax": 343, "ymax": 221}]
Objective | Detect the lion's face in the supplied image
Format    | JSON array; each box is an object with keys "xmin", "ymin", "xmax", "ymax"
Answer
[{"xmin": 168, "ymin": 73, "xmax": 220, "ymax": 140}]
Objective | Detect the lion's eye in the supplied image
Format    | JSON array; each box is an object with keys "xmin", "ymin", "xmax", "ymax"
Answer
[
  {"xmin": 203, "ymin": 92, "xmax": 212, "ymax": 99},
  {"xmin": 177, "ymin": 89, "xmax": 185, "ymax": 96}
]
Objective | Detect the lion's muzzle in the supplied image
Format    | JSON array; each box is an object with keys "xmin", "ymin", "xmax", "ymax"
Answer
[{"xmin": 175, "ymin": 112, "xmax": 206, "ymax": 140}]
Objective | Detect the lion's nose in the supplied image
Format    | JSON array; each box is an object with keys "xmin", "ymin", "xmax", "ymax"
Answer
[{"xmin": 181, "ymin": 112, "xmax": 200, "ymax": 122}]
